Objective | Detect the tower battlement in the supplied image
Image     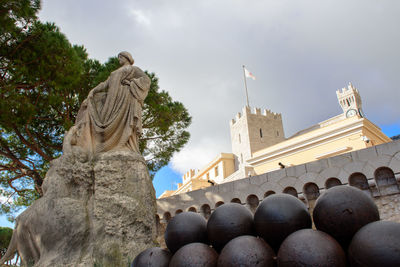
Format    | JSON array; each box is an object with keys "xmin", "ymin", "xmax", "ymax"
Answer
[
  {"xmin": 230, "ymin": 106, "xmax": 282, "ymax": 126},
  {"xmin": 336, "ymin": 82, "xmax": 360, "ymax": 97},
  {"xmin": 336, "ymin": 82, "xmax": 363, "ymax": 117},
  {"xmin": 182, "ymin": 169, "xmax": 197, "ymax": 184},
  {"xmin": 230, "ymin": 106, "xmax": 285, "ymax": 172}
]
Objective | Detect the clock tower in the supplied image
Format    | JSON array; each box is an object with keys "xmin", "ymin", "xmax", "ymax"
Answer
[{"xmin": 336, "ymin": 82, "xmax": 364, "ymax": 118}]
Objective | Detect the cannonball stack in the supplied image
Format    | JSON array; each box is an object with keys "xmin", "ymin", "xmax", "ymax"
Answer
[{"xmin": 132, "ymin": 186, "xmax": 400, "ymax": 266}]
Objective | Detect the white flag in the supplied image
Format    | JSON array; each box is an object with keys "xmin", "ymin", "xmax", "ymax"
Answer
[{"xmin": 244, "ymin": 67, "xmax": 256, "ymax": 80}]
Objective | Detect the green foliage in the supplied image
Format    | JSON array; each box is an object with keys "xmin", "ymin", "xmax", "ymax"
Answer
[
  {"xmin": 141, "ymin": 72, "xmax": 191, "ymax": 174},
  {"xmin": 0, "ymin": 0, "xmax": 96, "ymax": 218},
  {"xmin": 0, "ymin": 0, "xmax": 191, "ymax": 219},
  {"xmin": 0, "ymin": 226, "xmax": 13, "ymax": 257}
]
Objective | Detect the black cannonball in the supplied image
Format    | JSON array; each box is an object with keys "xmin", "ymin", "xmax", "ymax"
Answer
[
  {"xmin": 131, "ymin": 247, "xmax": 171, "ymax": 267},
  {"xmin": 169, "ymin": 243, "xmax": 218, "ymax": 267},
  {"xmin": 254, "ymin": 194, "xmax": 311, "ymax": 251},
  {"xmin": 218, "ymin": 235, "xmax": 275, "ymax": 267},
  {"xmin": 277, "ymin": 229, "xmax": 346, "ymax": 267},
  {"xmin": 207, "ymin": 203, "xmax": 253, "ymax": 251},
  {"xmin": 313, "ymin": 185, "xmax": 380, "ymax": 247},
  {"xmin": 348, "ymin": 220, "xmax": 400, "ymax": 267},
  {"xmin": 164, "ymin": 211, "xmax": 208, "ymax": 253}
]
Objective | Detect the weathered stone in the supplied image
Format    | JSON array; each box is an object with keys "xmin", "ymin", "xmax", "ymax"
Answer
[
  {"xmin": 249, "ymin": 173, "xmax": 268, "ymax": 186},
  {"xmin": 91, "ymin": 151, "xmax": 157, "ymax": 266},
  {"xmin": 327, "ymin": 154, "xmax": 352, "ymax": 168},
  {"xmin": 350, "ymin": 146, "xmax": 378, "ymax": 162},
  {"xmin": 1, "ymin": 151, "xmax": 156, "ymax": 267},
  {"xmin": 285, "ymin": 164, "xmax": 306, "ymax": 178},
  {"xmin": 305, "ymin": 159, "xmax": 328, "ymax": 173}
]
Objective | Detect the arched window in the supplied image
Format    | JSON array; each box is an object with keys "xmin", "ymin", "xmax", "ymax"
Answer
[
  {"xmin": 215, "ymin": 201, "xmax": 224, "ymax": 208},
  {"xmin": 188, "ymin": 207, "xmax": 197, "ymax": 213},
  {"xmin": 175, "ymin": 209, "xmax": 183, "ymax": 215},
  {"xmin": 349, "ymin": 172, "xmax": 371, "ymax": 196},
  {"xmin": 325, "ymin": 177, "xmax": 342, "ymax": 189},
  {"xmin": 246, "ymin": 194, "xmax": 259, "ymax": 214},
  {"xmin": 303, "ymin": 182, "xmax": 320, "ymax": 201},
  {"xmin": 163, "ymin": 212, "xmax": 172, "ymax": 223},
  {"xmin": 374, "ymin": 167, "xmax": 399, "ymax": 195},
  {"xmin": 264, "ymin": 190, "xmax": 275, "ymax": 198},
  {"xmin": 200, "ymin": 204, "xmax": 211, "ymax": 219},
  {"xmin": 230, "ymin": 198, "xmax": 241, "ymax": 204},
  {"xmin": 283, "ymin": 187, "xmax": 298, "ymax": 198},
  {"xmin": 260, "ymin": 128, "xmax": 263, "ymax": 138}
]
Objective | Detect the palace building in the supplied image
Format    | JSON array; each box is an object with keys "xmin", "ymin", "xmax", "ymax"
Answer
[{"xmin": 159, "ymin": 83, "xmax": 391, "ymax": 198}]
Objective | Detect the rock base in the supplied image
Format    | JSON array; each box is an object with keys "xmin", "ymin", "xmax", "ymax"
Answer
[{"xmin": 5, "ymin": 151, "xmax": 157, "ymax": 267}]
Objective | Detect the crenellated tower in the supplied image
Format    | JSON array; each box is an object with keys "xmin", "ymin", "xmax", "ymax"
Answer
[
  {"xmin": 336, "ymin": 82, "xmax": 364, "ymax": 118},
  {"xmin": 230, "ymin": 106, "xmax": 285, "ymax": 171}
]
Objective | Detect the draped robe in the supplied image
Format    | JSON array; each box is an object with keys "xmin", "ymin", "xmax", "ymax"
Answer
[{"xmin": 73, "ymin": 64, "xmax": 151, "ymax": 155}]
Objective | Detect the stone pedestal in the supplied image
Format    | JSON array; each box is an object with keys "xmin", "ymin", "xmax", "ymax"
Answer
[
  {"xmin": 2, "ymin": 151, "xmax": 156, "ymax": 267},
  {"xmin": 91, "ymin": 151, "xmax": 157, "ymax": 266}
]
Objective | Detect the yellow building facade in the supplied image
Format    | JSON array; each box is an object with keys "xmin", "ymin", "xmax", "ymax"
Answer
[
  {"xmin": 159, "ymin": 153, "xmax": 235, "ymax": 198},
  {"xmin": 159, "ymin": 83, "xmax": 391, "ymax": 197},
  {"xmin": 248, "ymin": 115, "xmax": 391, "ymax": 175}
]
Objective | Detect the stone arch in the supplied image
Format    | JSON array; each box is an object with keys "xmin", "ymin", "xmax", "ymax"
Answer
[
  {"xmin": 188, "ymin": 207, "xmax": 197, "ymax": 212},
  {"xmin": 374, "ymin": 167, "xmax": 400, "ymax": 195},
  {"xmin": 246, "ymin": 194, "xmax": 259, "ymax": 214},
  {"xmin": 230, "ymin": 198, "xmax": 241, "ymax": 204},
  {"xmin": 303, "ymin": 182, "xmax": 320, "ymax": 201},
  {"xmin": 264, "ymin": 190, "xmax": 275, "ymax": 198},
  {"xmin": 163, "ymin": 212, "xmax": 172, "ymax": 223},
  {"xmin": 215, "ymin": 201, "xmax": 224, "ymax": 208},
  {"xmin": 200, "ymin": 204, "xmax": 211, "ymax": 219},
  {"xmin": 325, "ymin": 177, "xmax": 342, "ymax": 189},
  {"xmin": 175, "ymin": 209, "xmax": 183, "ymax": 215},
  {"xmin": 349, "ymin": 172, "xmax": 371, "ymax": 196},
  {"xmin": 283, "ymin": 186, "xmax": 298, "ymax": 197}
]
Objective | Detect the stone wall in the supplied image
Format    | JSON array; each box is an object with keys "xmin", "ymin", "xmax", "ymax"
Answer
[
  {"xmin": 156, "ymin": 141, "xmax": 400, "ymax": 247},
  {"xmin": 157, "ymin": 140, "xmax": 400, "ymax": 221},
  {"xmin": 374, "ymin": 194, "xmax": 400, "ymax": 222}
]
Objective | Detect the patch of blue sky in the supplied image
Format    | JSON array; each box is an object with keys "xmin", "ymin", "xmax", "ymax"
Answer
[
  {"xmin": 152, "ymin": 163, "xmax": 181, "ymax": 198},
  {"xmin": 381, "ymin": 121, "xmax": 400, "ymax": 138}
]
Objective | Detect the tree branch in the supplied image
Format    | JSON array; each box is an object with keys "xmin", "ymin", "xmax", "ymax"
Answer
[{"xmin": 10, "ymin": 124, "xmax": 52, "ymax": 162}]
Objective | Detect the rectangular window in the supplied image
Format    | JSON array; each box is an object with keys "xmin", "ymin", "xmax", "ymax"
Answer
[{"xmin": 214, "ymin": 166, "xmax": 219, "ymax": 177}]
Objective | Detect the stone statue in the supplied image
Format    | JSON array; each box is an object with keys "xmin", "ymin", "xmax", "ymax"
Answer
[
  {"xmin": 0, "ymin": 52, "xmax": 157, "ymax": 267},
  {"xmin": 64, "ymin": 51, "xmax": 151, "ymax": 156}
]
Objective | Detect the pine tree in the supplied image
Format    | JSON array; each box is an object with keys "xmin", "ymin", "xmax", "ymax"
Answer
[{"xmin": 0, "ymin": 0, "xmax": 191, "ymax": 219}]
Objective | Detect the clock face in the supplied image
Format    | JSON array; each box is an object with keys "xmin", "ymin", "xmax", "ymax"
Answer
[{"xmin": 346, "ymin": 109, "xmax": 357, "ymax": 118}]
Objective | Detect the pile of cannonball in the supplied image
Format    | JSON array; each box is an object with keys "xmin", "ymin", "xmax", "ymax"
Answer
[{"xmin": 132, "ymin": 185, "xmax": 400, "ymax": 266}]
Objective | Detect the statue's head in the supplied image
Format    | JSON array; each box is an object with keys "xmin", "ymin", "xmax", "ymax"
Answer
[{"xmin": 118, "ymin": 51, "xmax": 134, "ymax": 65}]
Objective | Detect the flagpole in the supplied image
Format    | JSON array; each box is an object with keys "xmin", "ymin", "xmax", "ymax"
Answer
[{"xmin": 242, "ymin": 65, "xmax": 250, "ymax": 107}]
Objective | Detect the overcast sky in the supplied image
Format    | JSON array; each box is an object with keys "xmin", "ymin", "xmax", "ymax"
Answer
[{"xmin": 39, "ymin": 0, "xmax": 400, "ymax": 175}]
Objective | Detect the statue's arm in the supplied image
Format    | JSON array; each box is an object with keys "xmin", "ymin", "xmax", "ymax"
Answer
[{"xmin": 88, "ymin": 80, "xmax": 108, "ymax": 99}]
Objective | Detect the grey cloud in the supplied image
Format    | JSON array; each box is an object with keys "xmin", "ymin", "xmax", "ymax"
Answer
[{"xmin": 39, "ymin": 0, "xmax": 400, "ymax": 172}]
